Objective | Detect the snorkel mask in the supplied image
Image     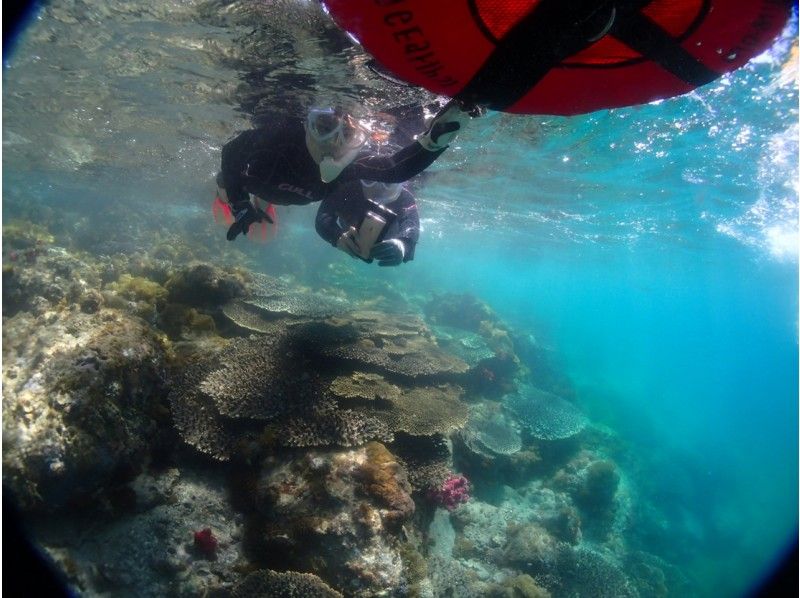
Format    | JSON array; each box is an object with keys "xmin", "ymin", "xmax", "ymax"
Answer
[
  {"xmin": 306, "ymin": 107, "xmax": 368, "ymax": 183},
  {"xmin": 306, "ymin": 108, "xmax": 365, "ymax": 150}
]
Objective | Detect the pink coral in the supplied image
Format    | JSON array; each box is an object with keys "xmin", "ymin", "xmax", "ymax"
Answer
[
  {"xmin": 427, "ymin": 473, "xmax": 471, "ymax": 510},
  {"xmin": 193, "ymin": 527, "xmax": 219, "ymax": 558}
]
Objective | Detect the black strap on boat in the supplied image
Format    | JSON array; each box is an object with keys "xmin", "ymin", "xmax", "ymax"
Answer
[
  {"xmin": 458, "ymin": 0, "xmax": 719, "ymax": 111},
  {"xmin": 459, "ymin": 0, "xmax": 618, "ymax": 110},
  {"xmin": 609, "ymin": 2, "xmax": 718, "ymax": 88}
]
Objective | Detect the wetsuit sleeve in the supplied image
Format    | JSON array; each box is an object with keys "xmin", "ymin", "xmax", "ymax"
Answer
[
  {"xmin": 220, "ymin": 125, "xmax": 291, "ymax": 205},
  {"xmin": 219, "ymin": 130, "xmax": 255, "ymax": 205},
  {"xmin": 340, "ymin": 142, "xmax": 446, "ymax": 184},
  {"xmin": 316, "ymin": 196, "xmax": 345, "ymax": 246},
  {"xmin": 391, "ymin": 189, "xmax": 420, "ymax": 262}
]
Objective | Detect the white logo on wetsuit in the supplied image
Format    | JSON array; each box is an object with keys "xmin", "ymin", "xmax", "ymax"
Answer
[{"xmin": 278, "ymin": 182, "xmax": 314, "ymax": 200}]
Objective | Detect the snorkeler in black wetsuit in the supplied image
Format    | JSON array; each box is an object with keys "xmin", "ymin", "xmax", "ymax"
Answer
[
  {"xmin": 316, "ymin": 178, "xmax": 419, "ymax": 267},
  {"xmin": 217, "ymin": 100, "xmax": 476, "ymax": 241}
]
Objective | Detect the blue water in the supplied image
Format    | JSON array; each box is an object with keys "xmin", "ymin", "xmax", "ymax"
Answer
[{"xmin": 3, "ymin": 2, "xmax": 798, "ymax": 596}]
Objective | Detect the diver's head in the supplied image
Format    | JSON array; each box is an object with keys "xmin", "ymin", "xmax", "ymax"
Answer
[
  {"xmin": 361, "ymin": 179, "xmax": 402, "ymax": 205},
  {"xmin": 305, "ymin": 107, "xmax": 366, "ymax": 164}
]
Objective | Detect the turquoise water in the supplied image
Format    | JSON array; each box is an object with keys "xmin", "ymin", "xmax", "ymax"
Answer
[{"xmin": 3, "ymin": 2, "xmax": 798, "ymax": 596}]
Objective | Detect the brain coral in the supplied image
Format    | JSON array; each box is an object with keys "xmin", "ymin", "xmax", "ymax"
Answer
[{"xmin": 505, "ymin": 385, "xmax": 587, "ymax": 441}]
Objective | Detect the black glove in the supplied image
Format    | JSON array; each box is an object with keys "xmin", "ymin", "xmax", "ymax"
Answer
[
  {"xmin": 226, "ymin": 201, "xmax": 273, "ymax": 241},
  {"xmin": 369, "ymin": 239, "xmax": 406, "ymax": 267},
  {"xmin": 417, "ymin": 99, "xmax": 486, "ymax": 151}
]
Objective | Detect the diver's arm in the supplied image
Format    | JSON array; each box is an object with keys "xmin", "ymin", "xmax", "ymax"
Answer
[
  {"xmin": 393, "ymin": 190, "xmax": 420, "ymax": 262},
  {"xmin": 219, "ymin": 131, "xmax": 254, "ymax": 205},
  {"xmin": 315, "ymin": 198, "xmax": 345, "ymax": 246},
  {"xmin": 339, "ymin": 100, "xmax": 475, "ymax": 183},
  {"xmin": 343, "ymin": 143, "xmax": 446, "ymax": 183}
]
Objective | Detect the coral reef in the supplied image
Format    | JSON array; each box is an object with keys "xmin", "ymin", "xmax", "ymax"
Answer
[
  {"xmin": 242, "ymin": 293, "xmax": 349, "ymax": 319},
  {"xmin": 352, "ymin": 383, "xmax": 470, "ymax": 437},
  {"xmin": 38, "ymin": 467, "xmax": 247, "ymax": 597},
  {"xmin": 157, "ymin": 303, "xmax": 217, "ymax": 340},
  {"xmin": 199, "ymin": 333, "xmax": 324, "ymax": 420},
  {"xmin": 428, "ymin": 473, "xmax": 471, "ymax": 511},
  {"xmin": 424, "ymin": 292, "xmax": 498, "ymax": 333},
  {"xmin": 248, "ymin": 447, "xmax": 413, "ymax": 596},
  {"xmin": 193, "ymin": 528, "xmax": 219, "ymax": 559},
  {"xmin": 556, "ymin": 546, "xmax": 639, "ymax": 597},
  {"xmin": 392, "ymin": 433, "xmax": 454, "ymax": 493},
  {"xmin": 227, "ymin": 570, "xmax": 343, "ymax": 598},
  {"xmin": 221, "ymin": 300, "xmax": 283, "ymax": 334},
  {"xmin": 2, "ymin": 246, "xmax": 104, "ymax": 317},
  {"xmin": 357, "ymin": 442, "xmax": 415, "ymax": 528},
  {"xmin": 320, "ymin": 312, "xmax": 469, "ymax": 379},
  {"xmin": 329, "ymin": 371, "xmax": 403, "ymax": 403},
  {"xmin": 3, "ymin": 307, "xmax": 168, "ymax": 511},
  {"xmin": 552, "ymin": 451, "xmax": 626, "ymax": 541},
  {"xmin": 165, "ymin": 263, "xmax": 246, "ymax": 307},
  {"xmin": 167, "ymin": 357, "xmax": 248, "ymax": 462},
  {"xmin": 501, "ymin": 574, "xmax": 552, "ymax": 598},
  {"xmin": 279, "ymin": 405, "xmax": 394, "ymax": 448},
  {"xmin": 3, "ymin": 220, "xmax": 55, "ymax": 250},
  {"xmin": 431, "ymin": 324, "xmax": 495, "ymax": 368},
  {"xmin": 0, "ymin": 239, "xmax": 684, "ymax": 597},
  {"xmin": 505, "ymin": 385, "xmax": 587, "ymax": 441},
  {"xmin": 169, "ymin": 312, "xmax": 471, "ymax": 459},
  {"xmin": 461, "ymin": 404, "xmax": 522, "ymax": 457},
  {"xmin": 108, "ymin": 274, "xmax": 168, "ymax": 305}
]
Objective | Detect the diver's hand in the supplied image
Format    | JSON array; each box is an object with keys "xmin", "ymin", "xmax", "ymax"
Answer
[
  {"xmin": 417, "ymin": 100, "xmax": 480, "ymax": 151},
  {"xmin": 226, "ymin": 201, "xmax": 273, "ymax": 241},
  {"xmin": 336, "ymin": 227, "xmax": 361, "ymax": 258},
  {"xmin": 370, "ymin": 239, "xmax": 405, "ymax": 266}
]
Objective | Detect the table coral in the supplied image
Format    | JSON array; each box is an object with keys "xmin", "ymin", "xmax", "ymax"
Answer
[{"xmin": 505, "ymin": 385, "xmax": 587, "ymax": 441}]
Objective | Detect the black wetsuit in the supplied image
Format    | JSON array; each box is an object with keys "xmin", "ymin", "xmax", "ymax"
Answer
[
  {"xmin": 315, "ymin": 180, "xmax": 420, "ymax": 263},
  {"xmin": 218, "ymin": 114, "xmax": 442, "ymax": 207}
]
